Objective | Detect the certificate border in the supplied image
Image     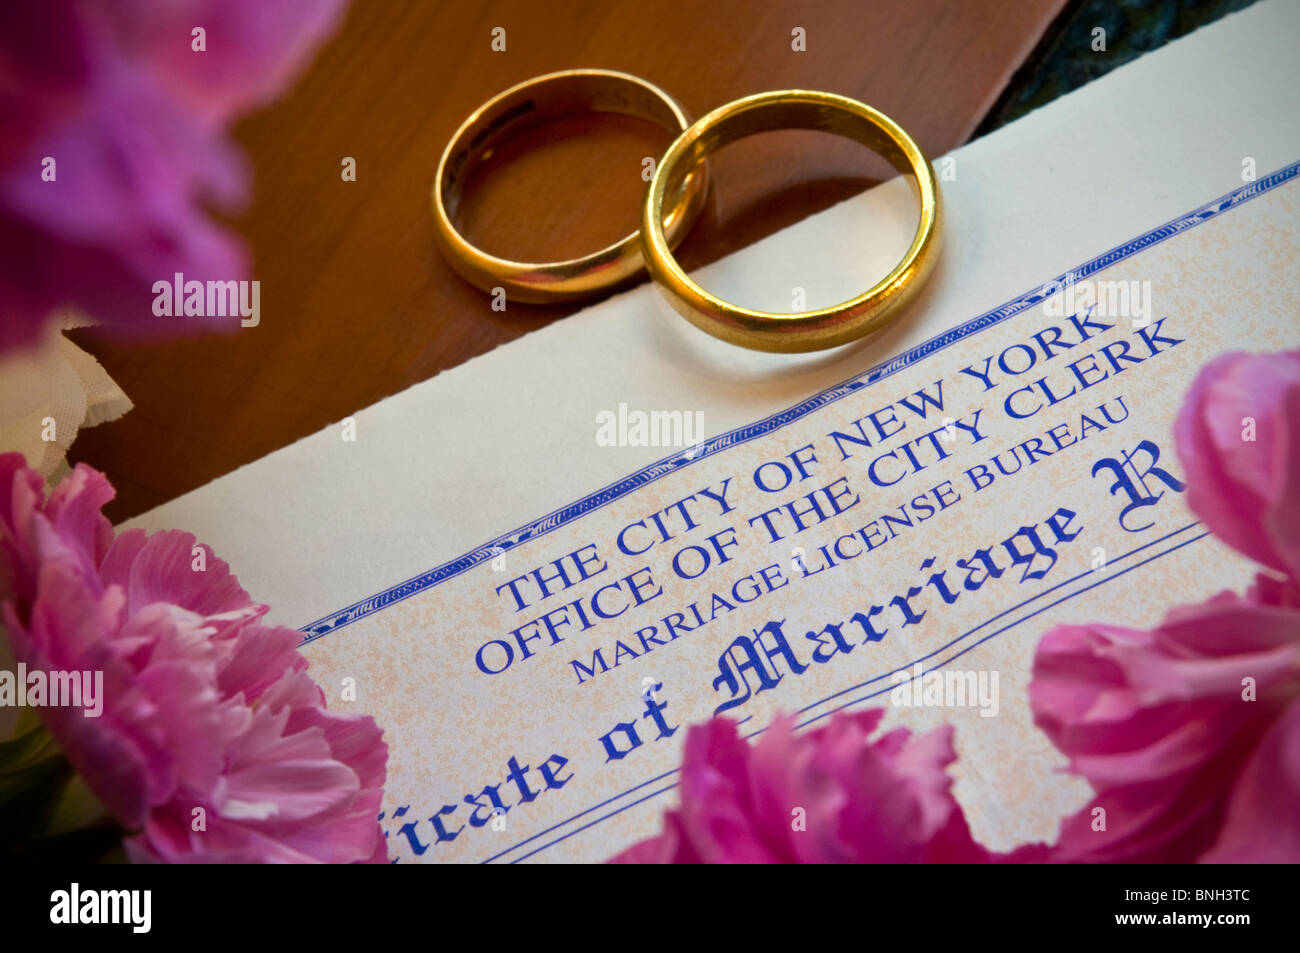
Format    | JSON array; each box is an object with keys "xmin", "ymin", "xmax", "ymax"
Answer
[
  {"xmin": 299, "ymin": 160, "xmax": 1300, "ymax": 643},
  {"xmin": 305, "ymin": 161, "xmax": 1294, "ymax": 862}
]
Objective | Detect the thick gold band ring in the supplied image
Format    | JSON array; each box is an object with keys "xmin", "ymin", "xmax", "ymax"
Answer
[
  {"xmin": 432, "ymin": 69, "xmax": 708, "ymax": 303},
  {"xmin": 642, "ymin": 90, "xmax": 942, "ymax": 353}
]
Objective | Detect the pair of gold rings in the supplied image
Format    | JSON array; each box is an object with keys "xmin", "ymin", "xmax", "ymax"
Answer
[{"xmin": 432, "ymin": 69, "xmax": 942, "ymax": 354}]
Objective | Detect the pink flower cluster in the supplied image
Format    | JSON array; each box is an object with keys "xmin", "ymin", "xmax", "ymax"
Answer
[
  {"xmin": 616, "ymin": 349, "xmax": 1300, "ymax": 864},
  {"xmin": 0, "ymin": 0, "xmax": 347, "ymax": 355},
  {"xmin": 1031, "ymin": 349, "xmax": 1300, "ymax": 862},
  {"xmin": 610, "ymin": 710, "xmax": 1027, "ymax": 864},
  {"xmin": 0, "ymin": 454, "xmax": 387, "ymax": 862}
]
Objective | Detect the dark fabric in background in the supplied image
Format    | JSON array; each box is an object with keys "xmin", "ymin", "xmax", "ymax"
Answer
[{"xmin": 980, "ymin": 0, "xmax": 1259, "ymax": 135}]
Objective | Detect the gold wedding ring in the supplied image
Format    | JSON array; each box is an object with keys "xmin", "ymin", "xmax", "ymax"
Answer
[
  {"xmin": 641, "ymin": 90, "xmax": 942, "ymax": 353},
  {"xmin": 432, "ymin": 69, "xmax": 707, "ymax": 303}
]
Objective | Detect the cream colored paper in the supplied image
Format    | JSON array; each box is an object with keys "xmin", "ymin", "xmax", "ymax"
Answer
[{"xmin": 123, "ymin": 0, "xmax": 1300, "ymax": 863}]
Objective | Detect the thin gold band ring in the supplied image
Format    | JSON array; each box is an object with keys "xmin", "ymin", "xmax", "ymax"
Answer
[
  {"xmin": 641, "ymin": 90, "xmax": 942, "ymax": 353},
  {"xmin": 432, "ymin": 69, "xmax": 708, "ymax": 303}
]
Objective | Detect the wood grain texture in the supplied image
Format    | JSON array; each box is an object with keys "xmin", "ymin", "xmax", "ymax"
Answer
[{"xmin": 68, "ymin": 0, "xmax": 1065, "ymax": 522}]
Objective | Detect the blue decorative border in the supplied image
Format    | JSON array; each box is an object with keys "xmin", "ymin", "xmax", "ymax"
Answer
[{"xmin": 299, "ymin": 159, "xmax": 1299, "ymax": 644}]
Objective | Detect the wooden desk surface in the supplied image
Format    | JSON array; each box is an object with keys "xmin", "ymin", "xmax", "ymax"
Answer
[{"xmin": 69, "ymin": 0, "xmax": 1065, "ymax": 522}]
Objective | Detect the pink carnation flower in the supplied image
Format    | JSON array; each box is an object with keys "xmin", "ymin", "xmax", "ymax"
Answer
[
  {"xmin": 0, "ymin": 0, "xmax": 348, "ymax": 355},
  {"xmin": 1175, "ymin": 350, "xmax": 1300, "ymax": 580},
  {"xmin": 1030, "ymin": 349, "xmax": 1300, "ymax": 863},
  {"xmin": 610, "ymin": 710, "xmax": 1005, "ymax": 863},
  {"xmin": 0, "ymin": 453, "xmax": 387, "ymax": 862}
]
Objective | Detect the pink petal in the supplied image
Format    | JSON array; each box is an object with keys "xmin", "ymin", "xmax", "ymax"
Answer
[
  {"xmin": 1201, "ymin": 700, "xmax": 1300, "ymax": 863},
  {"xmin": 1174, "ymin": 349, "xmax": 1300, "ymax": 578}
]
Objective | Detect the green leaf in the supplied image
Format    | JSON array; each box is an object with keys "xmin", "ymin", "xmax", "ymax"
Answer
[
  {"xmin": 0, "ymin": 717, "xmax": 123, "ymax": 859},
  {"xmin": 0, "ymin": 752, "xmax": 73, "ymax": 853},
  {"xmin": 0, "ymin": 719, "xmax": 62, "ymax": 772}
]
